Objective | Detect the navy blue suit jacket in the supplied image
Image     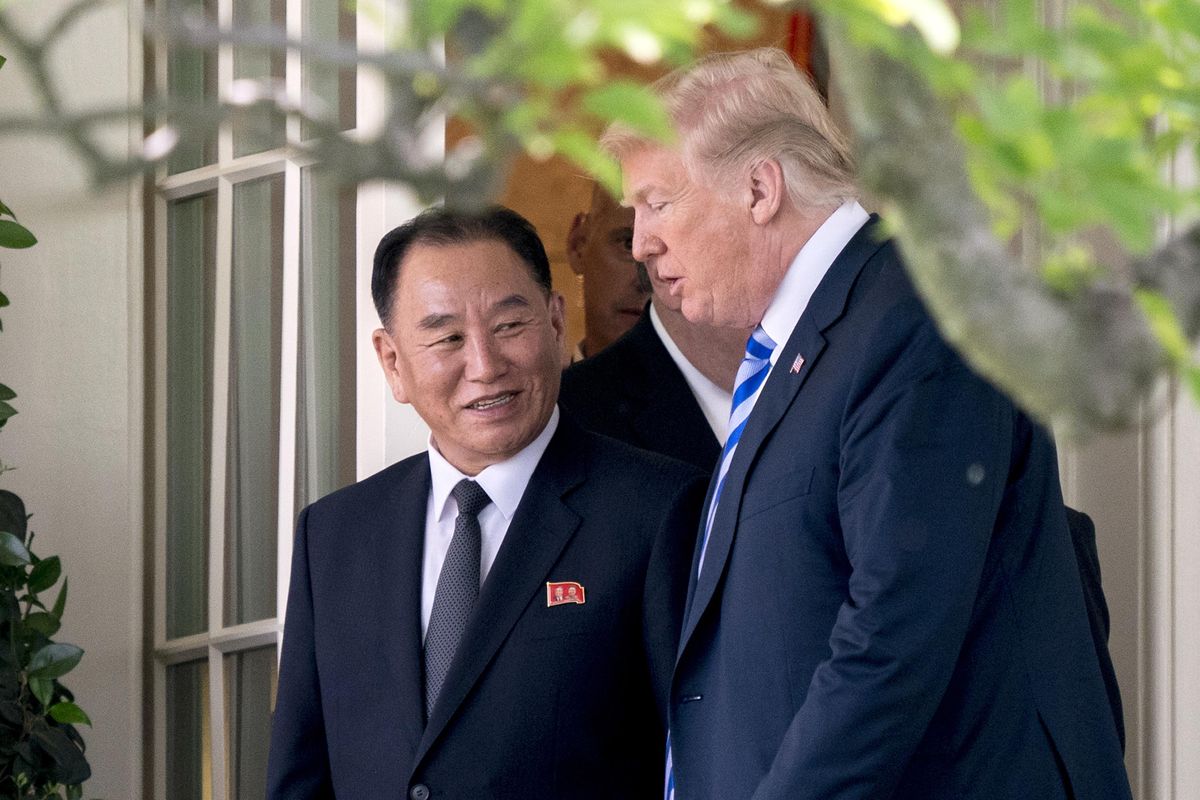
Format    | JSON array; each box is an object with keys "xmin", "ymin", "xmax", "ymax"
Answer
[
  {"xmin": 560, "ymin": 307, "xmax": 722, "ymax": 473},
  {"xmin": 266, "ymin": 417, "xmax": 705, "ymax": 799},
  {"xmin": 670, "ymin": 219, "xmax": 1131, "ymax": 800}
]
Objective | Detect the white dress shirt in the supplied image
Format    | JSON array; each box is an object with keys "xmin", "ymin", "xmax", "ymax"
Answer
[
  {"xmin": 648, "ymin": 303, "xmax": 733, "ymax": 445},
  {"xmin": 759, "ymin": 201, "xmax": 870, "ymax": 368},
  {"xmin": 421, "ymin": 407, "xmax": 560, "ymax": 638}
]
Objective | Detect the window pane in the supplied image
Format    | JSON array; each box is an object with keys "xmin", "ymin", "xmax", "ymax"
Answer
[
  {"xmin": 225, "ymin": 646, "xmax": 278, "ymax": 800},
  {"xmin": 167, "ymin": 194, "xmax": 216, "ymax": 639},
  {"xmin": 225, "ymin": 175, "xmax": 284, "ymax": 626},
  {"xmin": 296, "ymin": 169, "xmax": 356, "ymax": 512},
  {"xmin": 166, "ymin": 0, "xmax": 217, "ymax": 173},
  {"xmin": 302, "ymin": 0, "xmax": 358, "ymax": 139},
  {"xmin": 166, "ymin": 659, "xmax": 212, "ymax": 800},
  {"xmin": 232, "ymin": 0, "xmax": 287, "ymax": 157}
]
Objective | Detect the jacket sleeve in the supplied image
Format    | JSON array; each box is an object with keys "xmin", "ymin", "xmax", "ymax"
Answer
[
  {"xmin": 266, "ymin": 506, "xmax": 335, "ymax": 799},
  {"xmin": 643, "ymin": 471, "xmax": 709, "ymax": 724},
  {"xmin": 752, "ymin": 308, "xmax": 1014, "ymax": 800}
]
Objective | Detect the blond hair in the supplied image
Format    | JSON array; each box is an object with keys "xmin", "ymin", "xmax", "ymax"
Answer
[{"xmin": 602, "ymin": 48, "xmax": 856, "ymax": 210}]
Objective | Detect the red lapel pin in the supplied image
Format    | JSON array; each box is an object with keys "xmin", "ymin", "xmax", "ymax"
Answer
[{"xmin": 546, "ymin": 581, "xmax": 586, "ymax": 607}]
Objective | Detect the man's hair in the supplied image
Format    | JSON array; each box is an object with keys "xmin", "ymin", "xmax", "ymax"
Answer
[
  {"xmin": 371, "ymin": 205, "xmax": 552, "ymax": 327},
  {"xmin": 601, "ymin": 47, "xmax": 856, "ymax": 211}
]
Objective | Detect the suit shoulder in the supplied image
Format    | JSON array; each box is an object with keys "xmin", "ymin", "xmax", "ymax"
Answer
[
  {"xmin": 579, "ymin": 426, "xmax": 706, "ymax": 487},
  {"xmin": 561, "ymin": 332, "xmax": 639, "ymax": 395},
  {"xmin": 302, "ymin": 451, "xmax": 427, "ymax": 518}
]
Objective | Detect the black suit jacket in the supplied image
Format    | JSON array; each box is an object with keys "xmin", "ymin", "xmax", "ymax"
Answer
[
  {"xmin": 670, "ymin": 218, "xmax": 1131, "ymax": 800},
  {"xmin": 560, "ymin": 309, "xmax": 721, "ymax": 472},
  {"xmin": 266, "ymin": 416, "xmax": 706, "ymax": 799}
]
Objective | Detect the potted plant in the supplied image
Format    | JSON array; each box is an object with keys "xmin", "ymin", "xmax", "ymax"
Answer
[{"xmin": 0, "ymin": 51, "xmax": 92, "ymax": 800}]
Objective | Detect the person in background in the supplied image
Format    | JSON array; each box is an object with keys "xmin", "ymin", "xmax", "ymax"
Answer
[
  {"xmin": 266, "ymin": 205, "xmax": 705, "ymax": 800},
  {"xmin": 566, "ymin": 182, "xmax": 652, "ymax": 360}
]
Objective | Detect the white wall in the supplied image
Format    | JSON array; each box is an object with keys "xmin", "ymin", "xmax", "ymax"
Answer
[{"xmin": 0, "ymin": 1, "xmax": 142, "ymax": 797}]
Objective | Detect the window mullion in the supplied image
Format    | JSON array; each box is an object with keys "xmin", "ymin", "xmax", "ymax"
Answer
[
  {"xmin": 276, "ymin": 161, "xmax": 302, "ymax": 649},
  {"xmin": 217, "ymin": 0, "xmax": 234, "ymax": 166},
  {"xmin": 208, "ymin": 643, "xmax": 229, "ymax": 800},
  {"xmin": 206, "ymin": 174, "xmax": 234, "ymax": 800}
]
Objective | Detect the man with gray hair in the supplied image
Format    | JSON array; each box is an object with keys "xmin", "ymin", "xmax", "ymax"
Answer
[{"xmin": 606, "ymin": 47, "xmax": 1130, "ymax": 800}]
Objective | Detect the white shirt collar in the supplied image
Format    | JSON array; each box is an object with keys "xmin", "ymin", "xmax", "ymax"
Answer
[
  {"xmin": 759, "ymin": 201, "xmax": 870, "ymax": 364},
  {"xmin": 427, "ymin": 406, "xmax": 560, "ymax": 523},
  {"xmin": 648, "ymin": 303, "xmax": 733, "ymax": 444}
]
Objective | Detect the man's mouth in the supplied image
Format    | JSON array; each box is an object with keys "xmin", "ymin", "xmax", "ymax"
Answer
[{"xmin": 466, "ymin": 392, "xmax": 517, "ymax": 411}]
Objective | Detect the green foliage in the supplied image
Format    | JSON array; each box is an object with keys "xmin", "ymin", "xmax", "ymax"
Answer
[
  {"xmin": 1135, "ymin": 288, "xmax": 1200, "ymax": 402},
  {"xmin": 391, "ymin": 0, "xmax": 756, "ymax": 195},
  {"xmin": 0, "ymin": 492, "xmax": 91, "ymax": 799}
]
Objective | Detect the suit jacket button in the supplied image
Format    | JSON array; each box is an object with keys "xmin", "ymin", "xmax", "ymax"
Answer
[{"xmin": 409, "ymin": 784, "xmax": 431, "ymax": 800}]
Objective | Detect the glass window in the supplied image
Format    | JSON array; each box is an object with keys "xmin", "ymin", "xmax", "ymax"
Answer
[
  {"xmin": 166, "ymin": 659, "xmax": 212, "ymax": 800},
  {"xmin": 224, "ymin": 646, "xmax": 278, "ymax": 800},
  {"xmin": 224, "ymin": 175, "xmax": 285, "ymax": 627},
  {"xmin": 166, "ymin": 193, "xmax": 216, "ymax": 639},
  {"xmin": 232, "ymin": 0, "xmax": 287, "ymax": 157}
]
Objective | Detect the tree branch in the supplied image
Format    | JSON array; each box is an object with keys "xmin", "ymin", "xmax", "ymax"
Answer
[{"xmin": 821, "ymin": 18, "xmax": 1175, "ymax": 437}]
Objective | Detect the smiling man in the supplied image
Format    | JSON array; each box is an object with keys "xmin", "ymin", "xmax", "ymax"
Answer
[{"xmin": 266, "ymin": 206, "xmax": 706, "ymax": 800}]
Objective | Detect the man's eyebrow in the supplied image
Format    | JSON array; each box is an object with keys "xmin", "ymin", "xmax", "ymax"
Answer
[
  {"xmin": 417, "ymin": 312, "xmax": 457, "ymax": 330},
  {"xmin": 494, "ymin": 294, "xmax": 532, "ymax": 311}
]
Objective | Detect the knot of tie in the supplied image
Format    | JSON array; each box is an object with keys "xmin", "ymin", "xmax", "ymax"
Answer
[{"xmin": 452, "ymin": 479, "xmax": 491, "ymax": 518}]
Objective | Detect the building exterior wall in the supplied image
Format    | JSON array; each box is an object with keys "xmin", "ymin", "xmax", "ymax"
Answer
[{"xmin": 0, "ymin": 2, "xmax": 144, "ymax": 797}]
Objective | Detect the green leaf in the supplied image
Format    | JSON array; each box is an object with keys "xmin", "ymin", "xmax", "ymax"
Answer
[
  {"xmin": 581, "ymin": 81, "xmax": 674, "ymax": 141},
  {"xmin": 0, "ymin": 383, "xmax": 14, "ymax": 401},
  {"xmin": 48, "ymin": 702, "xmax": 91, "ymax": 726},
  {"xmin": 0, "ymin": 220, "xmax": 36, "ymax": 249},
  {"xmin": 0, "ymin": 530, "xmax": 31, "ymax": 567},
  {"xmin": 0, "ymin": 197, "xmax": 11, "ymax": 217},
  {"xmin": 0, "ymin": 54, "xmax": 6, "ymax": 72},
  {"xmin": 0, "ymin": 490, "xmax": 27, "ymax": 540},
  {"xmin": 0, "ymin": 400, "xmax": 16, "ymax": 424},
  {"xmin": 28, "ymin": 676, "xmax": 52, "ymax": 708},
  {"xmin": 27, "ymin": 643, "xmax": 84, "ymax": 679},
  {"xmin": 0, "ymin": 290, "xmax": 9, "ymax": 308},
  {"xmin": 24, "ymin": 611, "xmax": 61, "ymax": 637},
  {"xmin": 51, "ymin": 576, "xmax": 69, "ymax": 620},
  {"xmin": 28, "ymin": 556, "xmax": 61, "ymax": 594}
]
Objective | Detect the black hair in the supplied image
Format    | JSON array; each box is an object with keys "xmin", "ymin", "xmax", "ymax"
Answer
[{"xmin": 371, "ymin": 205, "xmax": 552, "ymax": 327}]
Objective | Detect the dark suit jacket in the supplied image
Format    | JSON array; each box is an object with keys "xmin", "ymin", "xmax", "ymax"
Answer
[
  {"xmin": 266, "ymin": 416, "xmax": 706, "ymax": 800},
  {"xmin": 670, "ymin": 218, "xmax": 1132, "ymax": 800},
  {"xmin": 560, "ymin": 308, "xmax": 722, "ymax": 472}
]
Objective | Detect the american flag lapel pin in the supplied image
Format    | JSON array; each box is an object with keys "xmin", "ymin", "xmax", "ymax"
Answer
[
  {"xmin": 789, "ymin": 354, "xmax": 805, "ymax": 374},
  {"xmin": 546, "ymin": 581, "xmax": 586, "ymax": 607}
]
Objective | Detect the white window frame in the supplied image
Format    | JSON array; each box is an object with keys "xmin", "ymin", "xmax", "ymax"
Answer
[{"xmin": 147, "ymin": 0, "xmax": 433, "ymax": 796}]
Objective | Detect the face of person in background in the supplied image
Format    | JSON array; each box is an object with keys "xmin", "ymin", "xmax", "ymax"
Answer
[
  {"xmin": 566, "ymin": 186, "xmax": 651, "ymax": 357},
  {"xmin": 372, "ymin": 238, "xmax": 566, "ymax": 475}
]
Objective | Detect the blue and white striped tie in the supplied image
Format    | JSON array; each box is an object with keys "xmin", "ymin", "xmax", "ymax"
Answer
[
  {"xmin": 696, "ymin": 325, "xmax": 776, "ymax": 576},
  {"xmin": 664, "ymin": 325, "xmax": 776, "ymax": 800}
]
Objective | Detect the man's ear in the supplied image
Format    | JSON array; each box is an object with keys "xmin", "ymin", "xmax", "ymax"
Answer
[
  {"xmin": 566, "ymin": 212, "xmax": 589, "ymax": 275},
  {"xmin": 372, "ymin": 327, "xmax": 410, "ymax": 404},
  {"xmin": 548, "ymin": 292, "xmax": 567, "ymax": 346},
  {"xmin": 748, "ymin": 159, "xmax": 785, "ymax": 225}
]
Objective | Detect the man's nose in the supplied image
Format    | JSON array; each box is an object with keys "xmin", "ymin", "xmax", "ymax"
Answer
[
  {"xmin": 464, "ymin": 335, "xmax": 507, "ymax": 382},
  {"xmin": 632, "ymin": 228, "xmax": 664, "ymax": 263}
]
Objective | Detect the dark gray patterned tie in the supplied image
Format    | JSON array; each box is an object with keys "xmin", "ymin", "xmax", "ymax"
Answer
[{"xmin": 424, "ymin": 478, "xmax": 491, "ymax": 718}]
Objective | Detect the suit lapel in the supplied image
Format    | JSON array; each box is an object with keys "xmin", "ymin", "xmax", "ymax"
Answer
[
  {"xmin": 678, "ymin": 218, "xmax": 889, "ymax": 655},
  {"xmin": 376, "ymin": 459, "xmax": 431, "ymax": 767},
  {"xmin": 414, "ymin": 420, "xmax": 587, "ymax": 766}
]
